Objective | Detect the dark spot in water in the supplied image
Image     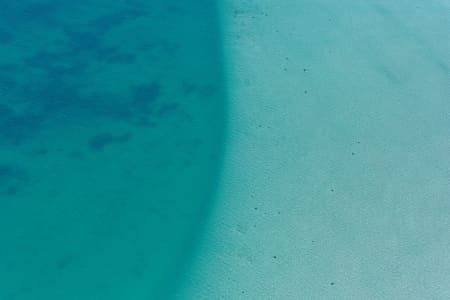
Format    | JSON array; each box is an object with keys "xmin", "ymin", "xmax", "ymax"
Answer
[
  {"xmin": 24, "ymin": 51, "xmax": 60, "ymax": 69},
  {"xmin": 0, "ymin": 104, "xmax": 13, "ymax": 121},
  {"xmin": 85, "ymin": 91, "xmax": 133, "ymax": 120},
  {"xmin": 3, "ymin": 114, "xmax": 43, "ymax": 144},
  {"xmin": 138, "ymin": 41, "xmax": 157, "ymax": 51},
  {"xmin": 130, "ymin": 255, "xmax": 148, "ymax": 279},
  {"xmin": 435, "ymin": 60, "xmax": 450, "ymax": 74},
  {"xmin": 88, "ymin": 9, "xmax": 144, "ymax": 36},
  {"xmin": 0, "ymin": 164, "xmax": 26, "ymax": 179},
  {"xmin": 133, "ymin": 82, "xmax": 161, "ymax": 113},
  {"xmin": 31, "ymin": 148, "xmax": 49, "ymax": 156},
  {"xmin": 20, "ymin": 80, "xmax": 81, "ymax": 115},
  {"xmin": 68, "ymin": 151, "xmax": 84, "ymax": 160},
  {"xmin": 159, "ymin": 40, "xmax": 180, "ymax": 55},
  {"xmin": 89, "ymin": 12, "xmax": 130, "ymax": 34},
  {"xmin": 89, "ymin": 132, "xmax": 132, "ymax": 151},
  {"xmin": 56, "ymin": 255, "xmax": 74, "ymax": 271},
  {"xmin": 200, "ymin": 84, "xmax": 217, "ymax": 98},
  {"xmin": 22, "ymin": 2, "xmax": 57, "ymax": 21},
  {"xmin": 61, "ymin": 29, "xmax": 119, "ymax": 61},
  {"xmin": 273, "ymin": 255, "xmax": 277, "ymax": 259},
  {"xmin": 330, "ymin": 282, "xmax": 335, "ymax": 286},
  {"xmin": 0, "ymin": 63, "xmax": 18, "ymax": 73},
  {"xmin": 0, "ymin": 163, "xmax": 28, "ymax": 194},
  {"xmin": 181, "ymin": 82, "xmax": 197, "ymax": 96},
  {"xmin": 136, "ymin": 117, "xmax": 156, "ymax": 127},
  {"xmin": 351, "ymin": 152, "xmax": 356, "ymax": 155},
  {"xmin": 131, "ymin": 262, "xmax": 146, "ymax": 279},
  {"xmin": 6, "ymin": 186, "xmax": 18, "ymax": 196},
  {"xmin": 0, "ymin": 30, "xmax": 13, "ymax": 44},
  {"xmin": 106, "ymin": 53, "xmax": 136, "ymax": 64},
  {"xmin": 0, "ymin": 74, "xmax": 17, "ymax": 94},
  {"xmin": 93, "ymin": 46, "xmax": 120, "ymax": 60},
  {"xmin": 157, "ymin": 103, "xmax": 178, "ymax": 117},
  {"xmin": 21, "ymin": 80, "xmax": 130, "ymax": 122},
  {"xmin": 95, "ymin": 282, "xmax": 108, "ymax": 289},
  {"xmin": 24, "ymin": 51, "xmax": 87, "ymax": 77},
  {"xmin": 1, "ymin": 2, "xmax": 59, "ymax": 25},
  {"xmin": 63, "ymin": 29, "xmax": 104, "ymax": 53},
  {"xmin": 373, "ymin": 4, "xmax": 391, "ymax": 17},
  {"xmin": 0, "ymin": 106, "xmax": 43, "ymax": 144}
]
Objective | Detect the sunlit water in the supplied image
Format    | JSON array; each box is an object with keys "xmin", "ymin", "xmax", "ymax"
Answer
[{"xmin": 0, "ymin": 1, "xmax": 226, "ymax": 299}]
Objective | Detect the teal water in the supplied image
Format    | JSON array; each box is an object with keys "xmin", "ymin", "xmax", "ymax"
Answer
[{"xmin": 0, "ymin": 1, "xmax": 226, "ymax": 299}]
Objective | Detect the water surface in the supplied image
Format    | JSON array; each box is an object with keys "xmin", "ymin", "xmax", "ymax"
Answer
[{"xmin": 0, "ymin": 1, "xmax": 226, "ymax": 299}]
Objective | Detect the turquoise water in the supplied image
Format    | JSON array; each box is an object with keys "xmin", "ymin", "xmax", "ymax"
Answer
[
  {"xmin": 176, "ymin": 1, "xmax": 450, "ymax": 299},
  {"xmin": 0, "ymin": 1, "xmax": 226, "ymax": 299}
]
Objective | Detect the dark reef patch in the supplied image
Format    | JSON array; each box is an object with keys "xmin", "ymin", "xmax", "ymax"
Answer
[
  {"xmin": 0, "ymin": 30, "xmax": 13, "ymax": 44},
  {"xmin": 0, "ymin": 64, "xmax": 18, "ymax": 72},
  {"xmin": 55, "ymin": 255, "xmax": 75, "ymax": 271},
  {"xmin": 24, "ymin": 51, "xmax": 87, "ymax": 77},
  {"xmin": 84, "ymin": 92, "xmax": 134, "ymax": 121},
  {"xmin": 89, "ymin": 132, "xmax": 132, "ymax": 151},
  {"xmin": 0, "ymin": 163, "xmax": 29, "ymax": 195},
  {"xmin": 63, "ymin": 29, "xmax": 104, "ymax": 54},
  {"xmin": 0, "ymin": 0, "xmax": 226, "ymax": 298},
  {"xmin": 0, "ymin": 74, "xmax": 17, "ymax": 95},
  {"xmin": 0, "ymin": 164, "xmax": 27, "ymax": 180},
  {"xmin": 0, "ymin": 114, "xmax": 43, "ymax": 145},
  {"xmin": 132, "ymin": 82, "xmax": 161, "ymax": 114},
  {"xmin": 0, "ymin": 1, "xmax": 60, "ymax": 25},
  {"xmin": 0, "ymin": 2, "xmax": 177, "ymax": 146},
  {"xmin": 0, "ymin": 104, "xmax": 43, "ymax": 144},
  {"xmin": 20, "ymin": 80, "xmax": 81, "ymax": 113},
  {"xmin": 181, "ymin": 81, "xmax": 197, "ymax": 96},
  {"xmin": 106, "ymin": 53, "xmax": 136, "ymax": 64},
  {"xmin": 31, "ymin": 147, "xmax": 49, "ymax": 157},
  {"xmin": 20, "ymin": 2, "xmax": 58, "ymax": 21},
  {"xmin": 88, "ymin": 9, "xmax": 145, "ymax": 35},
  {"xmin": 0, "ymin": 104, "xmax": 13, "ymax": 119},
  {"xmin": 157, "ymin": 103, "xmax": 178, "ymax": 117},
  {"xmin": 19, "ymin": 80, "xmax": 134, "ymax": 123}
]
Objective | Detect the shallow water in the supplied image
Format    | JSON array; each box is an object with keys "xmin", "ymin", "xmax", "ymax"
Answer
[
  {"xmin": 176, "ymin": 0, "xmax": 450, "ymax": 299},
  {"xmin": 0, "ymin": 1, "xmax": 226, "ymax": 299}
]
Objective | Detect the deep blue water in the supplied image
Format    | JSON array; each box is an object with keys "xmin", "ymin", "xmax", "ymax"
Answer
[{"xmin": 0, "ymin": 1, "xmax": 226, "ymax": 299}]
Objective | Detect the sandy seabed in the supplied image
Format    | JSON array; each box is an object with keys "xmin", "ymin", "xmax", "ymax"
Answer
[{"xmin": 177, "ymin": 0, "xmax": 450, "ymax": 299}]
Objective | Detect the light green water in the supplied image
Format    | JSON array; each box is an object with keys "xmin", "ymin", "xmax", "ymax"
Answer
[{"xmin": 0, "ymin": 1, "xmax": 226, "ymax": 299}]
